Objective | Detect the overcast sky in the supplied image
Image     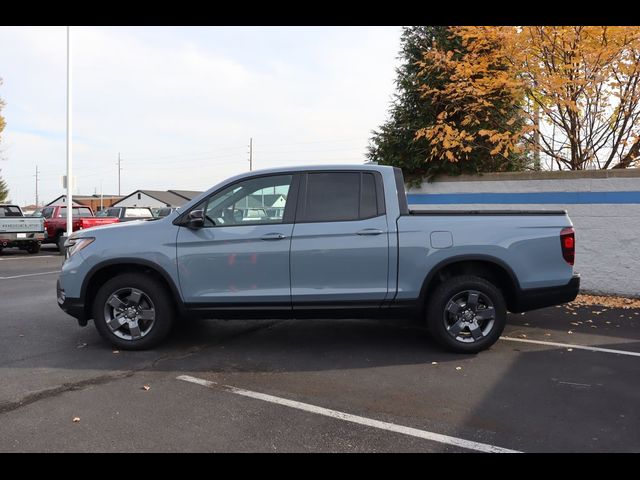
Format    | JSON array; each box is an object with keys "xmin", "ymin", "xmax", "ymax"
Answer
[{"xmin": 0, "ymin": 26, "xmax": 401, "ymax": 206}]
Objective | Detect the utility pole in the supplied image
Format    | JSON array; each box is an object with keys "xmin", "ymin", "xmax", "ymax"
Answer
[
  {"xmin": 65, "ymin": 25, "xmax": 73, "ymax": 238},
  {"xmin": 248, "ymin": 138, "xmax": 253, "ymax": 171},
  {"xmin": 34, "ymin": 165, "xmax": 39, "ymax": 207},
  {"xmin": 117, "ymin": 152, "xmax": 122, "ymax": 195}
]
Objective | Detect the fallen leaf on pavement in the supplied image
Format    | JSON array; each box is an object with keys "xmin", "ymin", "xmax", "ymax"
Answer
[
  {"xmin": 568, "ymin": 330, "xmax": 573, "ymax": 334},
  {"xmin": 142, "ymin": 385, "xmax": 150, "ymax": 391},
  {"xmin": 431, "ymin": 362, "xmax": 438, "ymax": 365},
  {"xmin": 455, "ymin": 366, "xmax": 462, "ymax": 371},
  {"xmin": 76, "ymin": 343, "xmax": 87, "ymax": 349},
  {"xmin": 72, "ymin": 417, "xmax": 80, "ymax": 423},
  {"xmin": 112, "ymin": 350, "xmax": 120, "ymax": 354}
]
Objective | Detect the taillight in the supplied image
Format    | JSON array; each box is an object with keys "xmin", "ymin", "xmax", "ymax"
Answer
[{"xmin": 560, "ymin": 227, "xmax": 575, "ymax": 266}]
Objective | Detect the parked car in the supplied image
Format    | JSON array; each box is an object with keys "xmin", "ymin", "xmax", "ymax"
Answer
[
  {"xmin": 34, "ymin": 205, "xmax": 120, "ymax": 252},
  {"xmin": 97, "ymin": 207, "xmax": 154, "ymax": 222},
  {"xmin": 57, "ymin": 165, "xmax": 579, "ymax": 353},
  {"xmin": 0, "ymin": 204, "xmax": 45, "ymax": 254}
]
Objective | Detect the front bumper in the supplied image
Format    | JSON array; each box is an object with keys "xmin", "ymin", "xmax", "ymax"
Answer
[
  {"xmin": 510, "ymin": 274, "xmax": 580, "ymax": 313},
  {"xmin": 57, "ymin": 279, "xmax": 88, "ymax": 326}
]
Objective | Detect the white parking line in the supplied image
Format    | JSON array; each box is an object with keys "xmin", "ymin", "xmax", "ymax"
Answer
[
  {"xmin": 0, "ymin": 255, "xmax": 58, "ymax": 261},
  {"xmin": 176, "ymin": 374, "xmax": 520, "ymax": 453},
  {"xmin": 0, "ymin": 271, "xmax": 59, "ymax": 280},
  {"xmin": 501, "ymin": 336, "xmax": 640, "ymax": 358}
]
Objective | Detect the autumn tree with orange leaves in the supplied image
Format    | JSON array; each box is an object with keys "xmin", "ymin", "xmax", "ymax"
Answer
[
  {"xmin": 420, "ymin": 26, "xmax": 640, "ymax": 171},
  {"xmin": 368, "ymin": 26, "xmax": 526, "ymax": 180}
]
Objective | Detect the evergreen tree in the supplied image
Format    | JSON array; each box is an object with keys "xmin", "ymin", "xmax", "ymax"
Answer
[{"xmin": 0, "ymin": 173, "xmax": 8, "ymax": 203}]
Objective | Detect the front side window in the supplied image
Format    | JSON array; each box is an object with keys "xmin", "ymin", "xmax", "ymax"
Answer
[{"xmin": 199, "ymin": 174, "xmax": 293, "ymax": 227}]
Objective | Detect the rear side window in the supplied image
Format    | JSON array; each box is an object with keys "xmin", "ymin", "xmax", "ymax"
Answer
[
  {"xmin": 0, "ymin": 206, "xmax": 22, "ymax": 217},
  {"xmin": 360, "ymin": 173, "xmax": 377, "ymax": 219},
  {"xmin": 76, "ymin": 208, "xmax": 93, "ymax": 217},
  {"xmin": 301, "ymin": 171, "xmax": 384, "ymax": 222}
]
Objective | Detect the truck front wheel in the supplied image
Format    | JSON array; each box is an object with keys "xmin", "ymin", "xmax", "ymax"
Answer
[
  {"xmin": 426, "ymin": 275, "xmax": 506, "ymax": 354},
  {"xmin": 92, "ymin": 273, "xmax": 175, "ymax": 350}
]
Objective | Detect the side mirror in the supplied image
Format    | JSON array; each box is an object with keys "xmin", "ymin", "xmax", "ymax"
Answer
[{"xmin": 185, "ymin": 209, "xmax": 206, "ymax": 229}]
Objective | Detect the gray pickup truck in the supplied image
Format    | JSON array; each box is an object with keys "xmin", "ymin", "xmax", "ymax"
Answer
[
  {"xmin": 0, "ymin": 204, "xmax": 45, "ymax": 254},
  {"xmin": 57, "ymin": 165, "xmax": 579, "ymax": 353}
]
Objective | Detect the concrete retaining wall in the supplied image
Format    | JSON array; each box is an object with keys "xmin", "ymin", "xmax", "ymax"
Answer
[{"xmin": 406, "ymin": 169, "xmax": 640, "ymax": 297}]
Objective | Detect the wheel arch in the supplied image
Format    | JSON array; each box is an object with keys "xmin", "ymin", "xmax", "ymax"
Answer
[
  {"xmin": 419, "ymin": 255, "xmax": 521, "ymax": 312},
  {"xmin": 81, "ymin": 259, "xmax": 185, "ymax": 320}
]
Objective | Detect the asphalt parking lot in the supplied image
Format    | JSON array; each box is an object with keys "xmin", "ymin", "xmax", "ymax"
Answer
[{"xmin": 1, "ymin": 246, "xmax": 639, "ymax": 452}]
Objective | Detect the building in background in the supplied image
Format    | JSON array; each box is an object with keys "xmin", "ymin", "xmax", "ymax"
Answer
[
  {"xmin": 112, "ymin": 189, "xmax": 203, "ymax": 209},
  {"xmin": 45, "ymin": 194, "xmax": 124, "ymax": 211}
]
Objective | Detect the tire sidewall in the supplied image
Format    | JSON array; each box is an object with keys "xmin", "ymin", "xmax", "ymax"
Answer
[
  {"xmin": 427, "ymin": 275, "xmax": 506, "ymax": 354},
  {"xmin": 92, "ymin": 273, "xmax": 174, "ymax": 350}
]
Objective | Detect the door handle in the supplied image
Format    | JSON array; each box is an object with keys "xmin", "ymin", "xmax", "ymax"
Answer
[
  {"xmin": 356, "ymin": 228, "xmax": 384, "ymax": 236},
  {"xmin": 261, "ymin": 233, "xmax": 287, "ymax": 240}
]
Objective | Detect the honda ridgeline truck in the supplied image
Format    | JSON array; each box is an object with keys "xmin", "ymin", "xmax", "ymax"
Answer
[{"xmin": 56, "ymin": 165, "xmax": 579, "ymax": 353}]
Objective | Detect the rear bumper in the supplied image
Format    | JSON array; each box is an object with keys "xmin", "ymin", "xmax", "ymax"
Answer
[
  {"xmin": 0, "ymin": 233, "xmax": 44, "ymax": 247},
  {"xmin": 57, "ymin": 279, "xmax": 88, "ymax": 326},
  {"xmin": 510, "ymin": 274, "xmax": 580, "ymax": 313}
]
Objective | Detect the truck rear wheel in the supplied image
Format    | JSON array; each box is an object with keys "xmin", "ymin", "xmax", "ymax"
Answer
[
  {"xmin": 92, "ymin": 273, "xmax": 175, "ymax": 350},
  {"xmin": 27, "ymin": 243, "xmax": 41, "ymax": 254},
  {"xmin": 426, "ymin": 275, "xmax": 506, "ymax": 354}
]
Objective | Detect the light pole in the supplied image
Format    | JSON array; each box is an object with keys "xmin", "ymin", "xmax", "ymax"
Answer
[{"xmin": 65, "ymin": 25, "xmax": 73, "ymax": 238}]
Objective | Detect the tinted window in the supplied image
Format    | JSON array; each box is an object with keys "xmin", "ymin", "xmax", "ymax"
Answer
[
  {"xmin": 58, "ymin": 207, "xmax": 93, "ymax": 217},
  {"xmin": 360, "ymin": 173, "xmax": 377, "ymax": 219},
  {"xmin": 0, "ymin": 206, "xmax": 22, "ymax": 217},
  {"xmin": 202, "ymin": 174, "xmax": 292, "ymax": 227},
  {"xmin": 104, "ymin": 208, "xmax": 120, "ymax": 217},
  {"xmin": 304, "ymin": 172, "xmax": 360, "ymax": 222},
  {"xmin": 76, "ymin": 208, "xmax": 93, "ymax": 217},
  {"xmin": 41, "ymin": 207, "xmax": 54, "ymax": 219}
]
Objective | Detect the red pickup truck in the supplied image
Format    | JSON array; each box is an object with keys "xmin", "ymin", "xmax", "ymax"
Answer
[{"xmin": 34, "ymin": 205, "xmax": 119, "ymax": 251}]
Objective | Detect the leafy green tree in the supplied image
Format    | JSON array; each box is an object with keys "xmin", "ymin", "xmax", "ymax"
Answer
[{"xmin": 368, "ymin": 27, "xmax": 527, "ymax": 181}]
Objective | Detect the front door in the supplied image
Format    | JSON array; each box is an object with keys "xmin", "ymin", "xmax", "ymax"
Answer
[{"xmin": 176, "ymin": 173, "xmax": 297, "ymax": 308}]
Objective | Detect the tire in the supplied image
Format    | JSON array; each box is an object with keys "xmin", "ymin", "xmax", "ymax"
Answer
[
  {"xmin": 426, "ymin": 275, "xmax": 506, "ymax": 354},
  {"xmin": 56, "ymin": 233, "xmax": 65, "ymax": 254},
  {"xmin": 27, "ymin": 243, "xmax": 41, "ymax": 254},
  {"xmin": 92, "ymin": 273, "xmax": 175, "ymax": 350}
]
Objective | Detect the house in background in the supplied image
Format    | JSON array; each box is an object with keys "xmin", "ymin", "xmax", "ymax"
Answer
[
  {"xmin": 45, "ymin": 194, "xmax": 123, "ymax": 211},
  {"xmin": 112, "ymin": 189, "xmax": 203, "ymax": 209}
]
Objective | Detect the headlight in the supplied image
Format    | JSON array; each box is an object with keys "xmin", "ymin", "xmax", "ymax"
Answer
[{"xmin": 64, "ymin": 236, "xmax": 95, "ymax": 259}]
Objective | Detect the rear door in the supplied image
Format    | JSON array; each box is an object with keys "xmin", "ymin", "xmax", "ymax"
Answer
[{"xmin": 290, "ymin": 171, "xmax": 389, "ymax": 307}]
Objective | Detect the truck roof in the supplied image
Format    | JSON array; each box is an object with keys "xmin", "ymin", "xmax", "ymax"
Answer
[{"xmin": 185, "ymin": 164, "xmax": 397, "ymax": 208}]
